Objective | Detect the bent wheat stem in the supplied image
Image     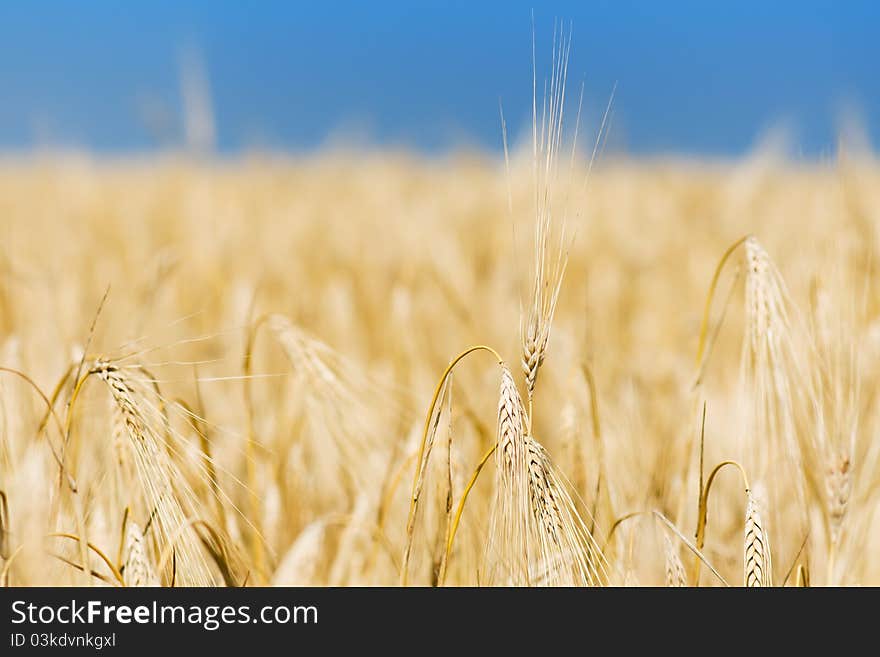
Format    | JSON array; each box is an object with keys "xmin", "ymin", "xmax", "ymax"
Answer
[
  {"xmin": 604, "ymin": 510, "xmax": 729, "ymax": 586},
  {"xmin": 695, "ymin": 234, "xmax": 750, "ymax": 371},
  {"xmin": 0, "ymin": 367, "xmax": 75, "ymax": 492},
  {"xmin": 400, "ymin": 345, "xmax": 503, "ymax": 586},
  {"xmin": 439, "ymin": 443, "xmax": 496, "ymax": 585},
  {"xmin": 693, "ymin": 460, "xmax": 750, "ymax": 584},
  {"xmin": 48, "ymin": 533, "xmax": 125, "ymax": 586}
]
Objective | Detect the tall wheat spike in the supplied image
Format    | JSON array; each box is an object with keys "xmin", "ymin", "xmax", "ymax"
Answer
[
  {"xmin": 486, "ymin": 365, "xmax": 530, "ymax": 585},
  {"xmin": 93, "ymin": 359, "xmax": 214, "ymax": 586},
  {"xmin": 122, "ymin": 521, "xmax": 158, "ymax": 587},
  {"xmin": 741, "ymin": 237, "xmax": 800, "ymax": 472},
  {"xmin": 520, "ymin": 21, "xmax": 572, "ymax": 405},
  {"xmin": 740, "ymin": 236, "xmax": 808, "ymax": 565},
  {"xmin": 744, "ymin": 491, "xmax": 772, "ymax": 587}
]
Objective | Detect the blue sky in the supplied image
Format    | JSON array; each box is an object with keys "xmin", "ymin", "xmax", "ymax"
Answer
[{"xmin": 0, "ymin": 1, "xmax": 876, "ymax": 157}]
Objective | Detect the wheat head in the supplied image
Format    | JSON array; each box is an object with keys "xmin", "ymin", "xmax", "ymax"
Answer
[{"xmin": 744, "ymin": 491, "xmax": 772, "ymax": 587}]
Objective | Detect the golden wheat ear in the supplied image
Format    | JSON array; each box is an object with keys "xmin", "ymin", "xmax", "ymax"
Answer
[
  {"xmin": 826, "ymin": 452, "xmax": 852, "ymax": 548},
  {"xmin": 739, "ymin": 236, "xmax": 811, "ymax": 569},
  {"xmin": 744, "ymin": 491, "xmax": 772, "ymax": 587},
  {"xmin": 525, "ymin": 436, "xmax": 564, "ymax": 548},
  {"xmin": 496, "ymin": 365, "xmax": 527, "ymax": 483},
  {"xmin": 122, "ymin": 521, "xmax": 159, "ymax": 587},
  {"xmin": 524, "ymin": 434, "xmax": 606, "ymax": 586},
  {"xmin": 91, "ymin": 358, "xmax": 215, "ymax": 586},
  {"xmin": 664, "ymin": 533, "xmax": 687, "ymax": 587},
  {"xmin": 485, "ymin": 365, "xmax": 529, "ymax": 585}
]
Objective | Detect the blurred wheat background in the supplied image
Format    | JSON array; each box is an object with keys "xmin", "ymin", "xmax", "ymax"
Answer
[
  {"xmin": 1, "ymin": 4, "xmax": 879, "ymax": 586},
  {"xmin": 2, "ymin": 146, "xmax": 879, "ymax": 586}
]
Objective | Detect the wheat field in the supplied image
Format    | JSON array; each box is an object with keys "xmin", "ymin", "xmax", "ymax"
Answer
[{"xmin": 0, "ymin": 143, "xmax": 878, "ymax": 586}]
